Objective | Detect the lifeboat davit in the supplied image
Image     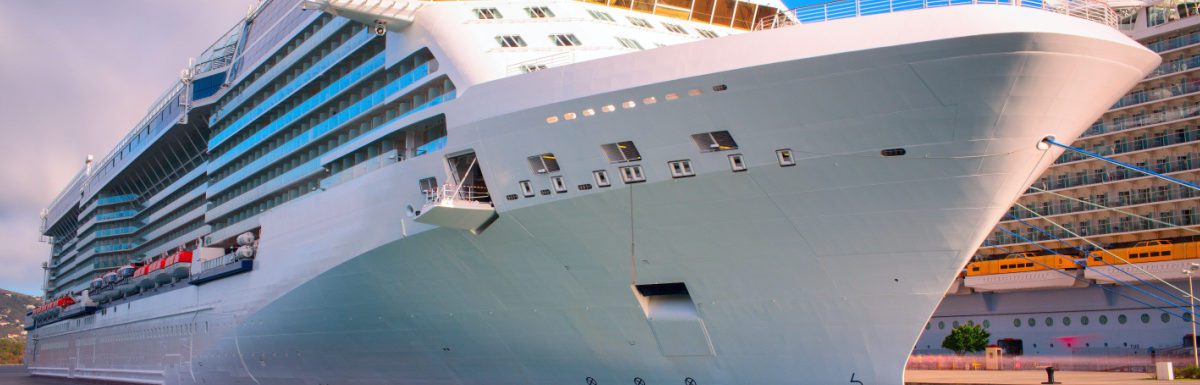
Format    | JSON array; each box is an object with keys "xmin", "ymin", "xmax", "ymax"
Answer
[{"xmin": 116, "ymin": 264, "xmax": 139, "ymax": 296}]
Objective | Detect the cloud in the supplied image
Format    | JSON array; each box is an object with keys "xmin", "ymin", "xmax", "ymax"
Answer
[{"xmin": 0, "ymin": 1, "xmax": 250, "ymax": 295}]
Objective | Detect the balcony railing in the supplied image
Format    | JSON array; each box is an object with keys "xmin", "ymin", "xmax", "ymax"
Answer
[
  {"xmin": 1007, "ymin": 184, "xmax": 1198, "ymax": 220},
  {"xmin": 96, "ymin": 194, "xmax": 138, "ymax": 206},
  {"xmin": 95, "ymin": 210, "xmax": 137, "ymax": 222},
  {"xmin": 1148, "ymin": 56, "xmax": 1200, "ymax": 79},
  {"xmin": 988, "ymin": 213, "xmax": 1200, "ymax": 246},
  {"xmin": 94, "ymin": 226, "xmax": 141, "ymax": 238},
  {"xmin": 1110, "ymin": 79, "xmax": 1200, "ymax": 110},
  {"xmin": 1029, "ymin": 158, "xmax": 1200, "ymax": 192},
  {"xmin": 1148, "ymin": 30, "xmax": 1200, "ymax": 53},
  {"xmin": 1058, "ymin": 128, "xmax": 1200, "ymax": 164},
  {"xmin": 754, "ymin": 0, "xmax": 1118, "ymax": 31}
]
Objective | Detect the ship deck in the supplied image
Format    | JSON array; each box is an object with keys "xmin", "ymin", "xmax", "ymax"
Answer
[{"xmin": 905, "ymin": 369, "xmax": 1174, "ymax": 384}]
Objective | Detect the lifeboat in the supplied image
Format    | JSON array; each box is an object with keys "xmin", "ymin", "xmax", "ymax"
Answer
[
  {"xmin": 1085, "ymin": 240, "xmax": 1200, "ymax": 284},
  {"xmin": 90, "ymin": 278, "xmax": 110, "ymax": 302},
  {"xmin": 153, "ymin": 251, "xmax": 193, "ymax": 284},
  {"xmin": 30, "ymin": 296, "xmax": 75, "ymax": 323},
  {"xmin": 963, "ymin": 253, "xmax": 1087, "ymax": 292},
  {"xmin": 60, "ymin": 291, "xmax": 97, "ymax": 319},
  {"xmin": 134, "ymin": 262, "xmax": 156, "ymax": 290},
  {"xmin": 115, "ymin": 263, "xmax": 140, "ymax": 296}
]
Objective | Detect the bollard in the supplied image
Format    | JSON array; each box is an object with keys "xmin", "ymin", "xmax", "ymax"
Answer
[{"xmin": 1041, "ymin": 366, "xmax": 1061, "ymax": 384}]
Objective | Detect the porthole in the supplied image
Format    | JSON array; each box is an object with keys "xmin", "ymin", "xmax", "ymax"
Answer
[
  {"xmin": 1118, "ymin": 314, "xmax": 1127, "ymax": 324},
  {"xmin": 1045, "ymin": 317, "xmax": 1053, "ymax": 327},
  {"xmin": 546, "ymin": 116, "xmax": 559, "ymax": 124},
  {"xmin": 1028, "ymin": 318, "xmax": 1036, "ymax": 327},
  {"xmin": 622, "ymin": 101, "xmax": 636, "ymax": 109},
  {"xmin": 1013, "ymin": 318, "xmax": 1021, "ymax": 327},
  {"xmin": 642, "ymin": 96, "xmax": 657, "ymax": 104},
  {"xmin": 1099, "ymin": 315, "xmax": 1108, "ymax": 325},
  {"xmin": 1141, "ymin": 313, "xmax": 1150, "ymax": 324},
  {"xmin": 1062, "ymin": 316, "xmax": 1071, "ymax": 326},
  {"xmin": 665, "ymin": 93, "xmax": 679, "ymax": 101},
  {"xmin": 582, "ymin": 108, "xmax": 595, "ymax": 117},
  {"xmin": 1081, "ymin": 315, "xmax": 1089, "ymax": 325},
  {"xmin": 982, "ymin": 320, "xmax": 990, "ymax": 328},
  {"xmin": 952, "ymin": 321, "xmax": 959, "ymax": 328},
  {"xmin": 687, "ymin": 89, "xmax": 702, "ymax": 96},
  {"xmin": 601, "ymin": 105, "xmax": 616, "ymax": 113},
  {"xmin": 564, "ymin": 112, "xmax": 577, "ymax": 120},
  {"xmin": 938, "ymin": 321, "xmax": 944, "ymax": 330},
  {"xmin": 1162, "ymin": 313, "xmax": 1171, "ymax": 323}
]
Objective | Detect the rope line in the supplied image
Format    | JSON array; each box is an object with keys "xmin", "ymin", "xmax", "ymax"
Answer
[{"xmin": 1042, "ymin": 138, "xmax": 1200, "ymax": 191}]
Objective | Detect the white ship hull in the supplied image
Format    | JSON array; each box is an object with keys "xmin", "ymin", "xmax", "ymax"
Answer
[{"xmin": 27, "ymin": 6, "xmax": 1156, "ymax": 385}]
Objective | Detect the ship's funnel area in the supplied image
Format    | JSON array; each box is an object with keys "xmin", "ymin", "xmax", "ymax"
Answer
[{"xmin": 633, "ymin": 283, "xmax": 715, "ymax": 357}]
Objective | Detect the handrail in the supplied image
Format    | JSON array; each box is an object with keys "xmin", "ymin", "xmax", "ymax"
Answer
[
  {"xmin": 425, "ymin": 183, "xmax": 490, "ymax": 204},
  {"xmin": 754, "ymin": 0, "xmax": 1118, "ymax": 31}
]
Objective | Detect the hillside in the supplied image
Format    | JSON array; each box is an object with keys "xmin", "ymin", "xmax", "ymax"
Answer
[
  {"xmin": 0, "ymin": 288, "xmax": 38, "ymax": 340},
  {"xmin": 0, "ymin": 288, "xmax": 37, "ymax": 365}
]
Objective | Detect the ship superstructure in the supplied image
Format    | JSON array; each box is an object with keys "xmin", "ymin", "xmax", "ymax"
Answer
[{"xmin": 28, "ymin": 0, "xmax": 1155, "ymax": 383}]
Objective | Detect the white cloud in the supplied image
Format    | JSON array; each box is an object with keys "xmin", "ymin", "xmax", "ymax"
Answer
[{"xmin": 0, "ymin": 1, "xmax": 250, "ymax": 295}]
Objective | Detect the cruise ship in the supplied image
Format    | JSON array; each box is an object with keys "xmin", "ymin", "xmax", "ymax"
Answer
[
  {"xmin": 915, "ymin": 0, "xmax": 1200, "ymax": 368},
  {"xmin": 25, "ymin": 0, "xmax": 1156, "ymax": 383}
]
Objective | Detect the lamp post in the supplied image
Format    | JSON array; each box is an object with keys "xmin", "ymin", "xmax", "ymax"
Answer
[{"xmin": 1186, "ymin": 263, "xmax": 1200, "ymax": 369}]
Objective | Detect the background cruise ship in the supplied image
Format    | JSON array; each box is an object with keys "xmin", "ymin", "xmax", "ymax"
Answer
[
  {"xmin": 26, "ymin": 0, "xmax": 1155, "ymax": 383},
  {"xmin": 916, "ymin": 0, "xmax": 1200, "ymax": 369}
]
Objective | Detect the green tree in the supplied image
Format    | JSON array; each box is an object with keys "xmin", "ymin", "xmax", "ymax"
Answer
[
  {"xmin": 941, "ymin": 324, "xmax": 989, "ymax": 355},
  {"xmin": 0, "ymin": 339, "xmax": 23, "ymax": 365}
]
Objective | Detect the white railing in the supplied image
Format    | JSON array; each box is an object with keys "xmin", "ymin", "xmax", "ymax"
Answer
[
  {"xmin": 425, "ymin": 183, "xmax": 491, "ymax": 204},
  {"xmin": 200, "ymin": 252, "xmax": 240, "ymax": 272},
  {"xmin": 754, "ymin": 0, "xmax": 1119, "ymax": 30},
  {"xmin": 506, "ymin": 52, "xmax": 576, "ymax": 75}
]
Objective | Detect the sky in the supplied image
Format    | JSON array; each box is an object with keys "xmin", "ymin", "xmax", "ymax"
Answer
[{"xmin": 0, "ymin": 1, "xmax": 249, "ymax": 296}]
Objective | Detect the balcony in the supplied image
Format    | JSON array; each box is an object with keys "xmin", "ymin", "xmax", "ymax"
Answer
[
  {"xmin": 96, "ymin": 194, "xmax": 138, "ymax": 206},
  {"xmin": 1029, "ymin": 158, "xmax": 1200, "ymax": 193},
  {"xmin": 755, "ymin": 0, "xmax": 1118, "ymax": 30},
  {"xmin": 95, "ymin": 210, "xmax": 137, "ymax": 222},
  {"xmin": 1148, "ymin": 30, "xmax": 1200, "ymax": 53},
  {"xmin": 1007, "ymin": 185, "xmax": 1199, "ymax": 221},
  {"xmin": 94, "ymin": 242, "xmax": 139, "ymax": 254},
  {"xmin": 1057, "ymin": 127, "xmax": 1200, "ymax": 164},
  {"xmin": 987, "ymin": 213, "xmax": 1200, "ymax": 247},
  {"xmin": 94, "ymin": 226, "xmax": 141, "ymax": 239},
  {"xmin": 1148, "ymin": 56, "xmax": 1200, "ymax": 79},
  {"xmin": 1110, "ymin": 79, "xmax": 1200, "ymax": 110}
]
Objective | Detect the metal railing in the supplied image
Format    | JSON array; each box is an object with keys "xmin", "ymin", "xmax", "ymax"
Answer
[
  {"xmin": 1148, "ymin": 29, "xmax": 1200, "ymax": 53},
  {"xmin": 425, "ymin": 183, "xmax": 491, "ymax": 204},
  {"xmin": 1006, "ymin": 184, "xmax": 1199, "ymax": 220},
  {"xmin": 506, "ymin": 52, "xmax": 575, "ymax": 75},
  {"xmin": 988, "ymin": 213, "xmax": 1200, "ymax": 245},
  {"xmin": 96, "ymin": 194, "xmax": 138, "ymax": 206},
  {"xmin": 1059, "ymin": 128, "xmax": 1200, "ymax": 164},
  {"xmin": 754, "ymin": 0, "xmax": 1118, "ymax": 30},
  {"xmin": 1030, "ymin": 158, "xmax": 1200, "ymax": 192},
  {"xmin": 1111, "ymin": 79, "xmax": 1200, "ymax": 110},
  {"xmin": 200, "ymin": 252, "xmax": 242, "ymax": 272}
]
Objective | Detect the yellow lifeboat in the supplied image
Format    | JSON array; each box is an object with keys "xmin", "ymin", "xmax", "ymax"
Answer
[
  {"xmin": 1085, "ymin": 240, "xmax": 1200, "ymax": 284},
  {"xmin": 963, "ymin": 253, "xmax": 1086, "ymax": 292}
]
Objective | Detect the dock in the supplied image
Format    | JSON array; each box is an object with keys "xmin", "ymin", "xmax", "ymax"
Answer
[{"xmin": 906, "ymin": 370, "xmax": 1175, "ymax": 385}]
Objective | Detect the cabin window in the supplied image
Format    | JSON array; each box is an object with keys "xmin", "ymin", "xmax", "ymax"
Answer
[
  {"xmin": 549, "ymin": 34, "xmax": 581, "ymax": 46},
  {"xmin": 519, "ymin": 180, "xmax": 534, "ymax": 197},
  {"xmin": 474, "ymin": 8, "xmax": 503, "ymax": 19},
  {"xmin": 495, "ymin": 35, "xmax": 528, "ymax": 48},
  {"xmin": 776, "ymin": 149, "xmax": 795, "ymax": 166},
  {"xmin": 527, "ymin": 153, "xmax": 560, "ymax": 174},
  {"xmin": 588, "ymin": 10, "xmax": 615, "ymax": 21},
  {"xmin": 419, "ymin": 177, "xmax": 438, "ymax": 196},
  {"xmin": 627, "ymin": 16, "xmax": 654, "ymax": 29},
  {"xmin": 692, "ymin": 131, "xmax": 739, "ymax": 152},
  {"xmin": 728, "ymin": 154, "xmax": 746, "ymax": 172},
  {"xmin": 525, "ymin": 6, "xmax": 555, "ymax": 18},
  {"xmin": 1141, "ymin": 313, "xmax": 1151, "ymax": 324},
  {"xmin": 697, "ymin": 29, "xmax": 719, "ymax": 38},
  {"xmin": 551, "ymin": 176, "xmax": 567, "ymax": 193},
  {"xmin": 601, "ymin": 141, "xmax": 642, "ymax": 163},
  {"xmin": 616, "ymin": 37, "xmax": 644, "ymax": 50},
  {"xmin": 662, "ymin": 23, "xmax": 688, "ymax": 34},
  {"xmin": 619, "ymin": 165, "xmax": 646, "ymax": 183},
  {"xmin": 1118, "ymin": 314, "xmax": 1127, "ymax": 324},
  {"xmin": 668, "ymin": 160, "xmax": 694, "ymax": 178},
  {"xmin": 1150, "ymin": 251, "xmax": 1161, "ymax": 257},
  {"xmin": 593, "ymin": 170, "xmax": 611, "ymax": 187}
]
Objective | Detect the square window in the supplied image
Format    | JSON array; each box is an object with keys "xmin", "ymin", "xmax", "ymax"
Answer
[
  {"xmin": 588, "ymin": 10, "xmax": 615, "ymax": 21},
  {"xmin": 668, "ymin": 160, "xmax": 694, "ymax": 178},
  {"xmin": 776, "ymin": 149, "xmax": 795, "ymax": 167},
  {"xmin": 615, "ymin": 37, "xmax": 643, "ymax": 50},
  {"xmin": 627, "ymin": 17, "xmax": 653, "ymax": 29},
  {"xmin": 495, "ymin": 35, "xmax": 527, "ymax": 48},
  {"xmin": 474, "ymin": 8, "xmax": 503, "ymax": 19},
  {"xmin": 593, "ymin": 170, "xmax": 611, "ymax": 187},
  {"xmin": 519, "ymin": 180, "xmax": 535, "ymax": 197},
  {"xmin": 697, "ymin": 29, "xmax": 718, "ymax": 38},
  {"xmin": 550, "ymin": 34, "xmax": 581, "ymax": 46},
  {"xmin": 551, "ymin": 176, "xmax": 568, "ymax": 193},
  {"xmin": 527, "ymin": 153, "xmax": 560, "ymax": 174},
  {"xmin": 663, "ymin": 23, "xmax": 688, "ymax": 34},
  {"xmin": 728, "ymin": 154, "xmax": 746, "ymax": 172},
  {"xmin": 525, "ymin": 6, "xmax": 555, "ymax": 18},
  {"xmin": 619, "ymin": 165, "xmax": 646, "ymax": 183}
]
